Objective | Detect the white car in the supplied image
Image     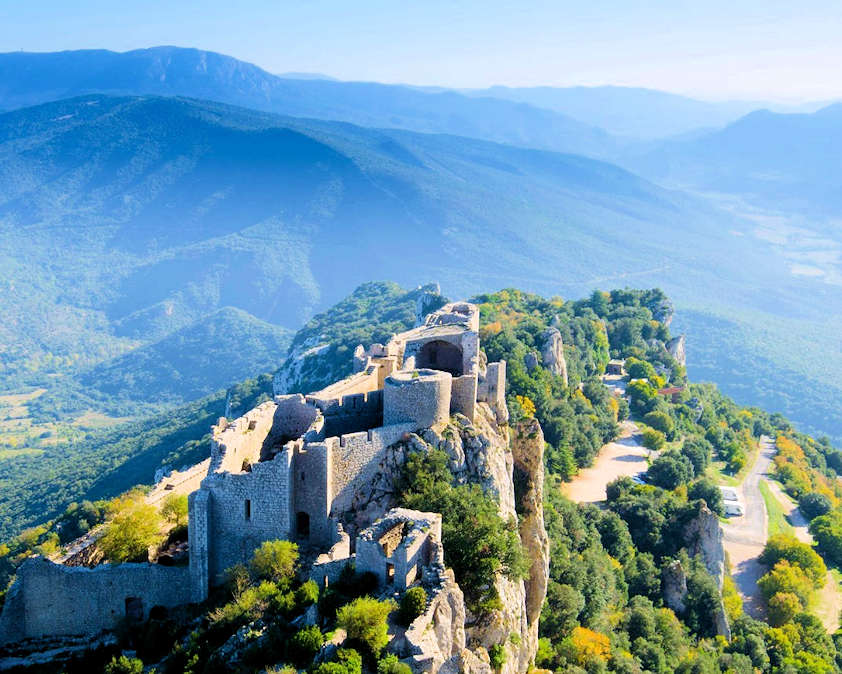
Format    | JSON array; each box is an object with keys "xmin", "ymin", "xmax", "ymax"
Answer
[
  {"xmin": 724, "ymin": 501, "xmax": 745, "ymax": 517},
  {"xmin": 719, "ymin": 486, "xmax": 739, "ymax": 502}
]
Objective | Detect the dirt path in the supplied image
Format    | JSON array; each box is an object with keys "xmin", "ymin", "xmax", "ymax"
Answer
[
  {"xmin": 562, "ymin": 421, "xmax": 649, "ymax": 504},
  {"xmin": 764, "ymin": 479, "xmax": 841, "ymax": 632},
  {"xmin": 721, "ymin": 436, "xmax": 775, "ymax": 619}
]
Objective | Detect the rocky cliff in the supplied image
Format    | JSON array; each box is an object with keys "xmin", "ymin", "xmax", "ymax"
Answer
[{"xmin": 347, "ymin": 402, "xmax": 549, "ymax": 673}]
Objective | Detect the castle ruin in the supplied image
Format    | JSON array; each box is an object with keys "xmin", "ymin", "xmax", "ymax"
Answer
[{"xmin": 0, "ymin": 302, "xmax": 509, "ymax": 649}]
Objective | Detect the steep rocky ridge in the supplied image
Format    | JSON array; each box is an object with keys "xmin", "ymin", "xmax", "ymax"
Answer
[{"xmin": 342, "ymin": 403, "xmax": 549, "ymax": 672}]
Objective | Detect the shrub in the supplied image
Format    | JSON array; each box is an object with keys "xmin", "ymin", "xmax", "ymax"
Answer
[
  {"xmin": 313, "ymin": 648, "xmax": 363, "ymax": 674},
  {"xmin": 488, "ymin": 643, "xmax": 507, "ymax": 671},
  {"xmin": 758, "ymin": 560, "xmax": 814, "ymax": 608},
  {"xmin": 641, "ymin": 427, "xmax": 666, "ymax": 451},
  {"xmin": 643, "ymin": 410, "xmax": 674, "ymax": 437},
  {"xmin": 759, "ymin": 535, "xmax": 826, "ymax": 587},
  {"xmin": 767, "ymin": 592, "xmax": 801, "ymax": 626},
  {"xmin": 680, "ymin": 436, "xmax": 713, "ymax": 474},
  {"xmin": 160, "ymin": 493, "xmax": 189, "ymax": 527},
  {"xmin": 377, "ymin": 654, "xmax": 412, "ymax": 674},
  {"xmin": 799, "ymin": 493, "xmax": 832, "ymax": 521},
  {"xmin": 296, "ymin": 579, "xmax": 320, "ymax": 607},
  {"xmin": 289, "ymin": 625, "xmax": 324, "ymax": 666},
  {"xmin": 687, "ymin": 478, "xmax": 724, "ymax": 515},
  {"xmin": 250, "ymin": 540, "xmax": 299, "ymax": 588},
  {"xmin": 809, "ymin": 510, "xmax": 842, "ymax": 565},
  {"xmin": 104, "ymin": 656, "xmax": 143, "ymax": 674},
  {"xmin": 399, "ymin": 586, "xmax": 428, "ymax": 625},
  {"xmin": 336, "ymin": 597, "xmax": 396, "ymax": 655},
  {"xmin": 98, "ymin": 496, "xmax": 162, "ymax": 563},
  {"xmin": 646, "ymin": 451, "xmax": 693, "ymax": 489}
]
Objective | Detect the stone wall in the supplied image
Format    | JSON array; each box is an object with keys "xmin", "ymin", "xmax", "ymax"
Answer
[
  {"xmin": 477, "ymin": 361, "xmax": 507, "ymax": 424},
  {"xmin": 188, "ymin": 489, "xmax": 210, "ymax": 602},
  {"xmin": 0, "ymin": 558, "xmax": 191, "ymax": 644},
  {"xmin": 450, "ymin": 374, "xmax": 477, "ymax": 422},
  {"xmin": 328, "ymin": 424, "xmax": 416, "ymax": 524},
  {"xmin": 355, "ymin": 509, "xmax": 441, "ymax": 591},
  {"xmin": 292, "ymin": 442, "xmax": 332, "ymax": 546},
  {"xmin": 209, "ymin": 401, "xmax": 279, "ymax": 474},
  {"xmin": 147, "ymin": 458, "xmax": 211, "ymax": 506},
  {"xmin": 384, "ymin": 370, "xmax": 451, "ymax": 429},
  {"xmin": 308, "ymin": 390, "xmax": 384, "ymax": 437},
  {"xmin": 201, "ymin": 450, "xmax": 294, "ymax": 584}
]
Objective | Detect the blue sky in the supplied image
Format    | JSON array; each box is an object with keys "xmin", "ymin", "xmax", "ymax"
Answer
[{"xmin": 3, "ymin": 0, "xmax": 840, "ymax": 101}]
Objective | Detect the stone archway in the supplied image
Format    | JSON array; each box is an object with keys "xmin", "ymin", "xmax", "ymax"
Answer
[{"xmin": 416, "ymin": 340, "xmax": 463, "ymax": 376}]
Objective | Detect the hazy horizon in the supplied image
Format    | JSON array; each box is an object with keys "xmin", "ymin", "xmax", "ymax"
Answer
[{"xmin": 4, "ymin": 0, "xmax": 842, "ymax": 104}]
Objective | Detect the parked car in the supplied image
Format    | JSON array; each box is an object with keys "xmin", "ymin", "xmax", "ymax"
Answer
[
  {"xmin": 719, "ymin": 486, "xmax": 739, "ymax": 502},
  {"xmin": 724, "ymin": 500, "xmax": 745, "ymax": 517}
]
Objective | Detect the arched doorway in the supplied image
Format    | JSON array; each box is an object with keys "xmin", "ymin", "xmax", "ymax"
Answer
[{"xmin": 416, "ymin": 340, "xmax": 463, "ymax": 376}]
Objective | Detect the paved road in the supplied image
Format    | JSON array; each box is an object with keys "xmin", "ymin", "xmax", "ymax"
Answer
[
  {"xmin": 562, "ymin": 420, "xmax": 649, "ymax": 503},
  {"xmin": 721, "ymin": 436, "xmax": 775, "ymax": 619}
]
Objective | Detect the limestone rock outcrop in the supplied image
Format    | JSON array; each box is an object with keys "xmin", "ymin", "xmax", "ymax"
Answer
[
  {"xmin": 539, "ymin": 327, "xmax": 568, "ymax": 386},
  {"xmin": 682, "ymin": 502, "xmax": 725, "ymax": 588},
  {"xmin": 666, "ymin": 335, "xmax": 686, "ymax": 367},
  {"xmin": 662, "ymin": 560, "xmax": 687, "ymax": 613},
  {"xmin": 345, "ymin": 402, "xmax": 549, "ymax": 673}
]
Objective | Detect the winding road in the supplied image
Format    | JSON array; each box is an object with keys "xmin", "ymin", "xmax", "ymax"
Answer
[{"xmin": 721, "ymin": 436, "xmax": 775, "ymax": 618}]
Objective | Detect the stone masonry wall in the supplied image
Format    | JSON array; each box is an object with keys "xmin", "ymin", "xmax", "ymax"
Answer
[
  {"xmin": 210, "ymin": 401, "xmax": 279, "ymax": 474},
  {"xmin": 308, "ymin": 390, "xmax": 384, "ymax": 438},
  {"xmin": 291, "ymin": 442, "xmax": 332, "ymax": 546},
  {"xmin": 202, "ymin": 450, "xmax": 294, "ymax": 584},
  {"xmin": 328, "ymin": 424, "xmax": 416, "ymax": 526},
  {"xmin": 450, "ymin": 374, "xmax": 478, "ymax": 422},
  {"xmin": 0, "ymin": 558, "xmax": 191, "ymax": 644},
  {"xmin": 477, "ymin": 361, "xmax": 508, "ymax": 424}
]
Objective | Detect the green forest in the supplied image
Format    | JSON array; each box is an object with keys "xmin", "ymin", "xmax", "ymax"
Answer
[{"xmin": 3, "ymin": 283, "xmax": 842, "ymax": 673}]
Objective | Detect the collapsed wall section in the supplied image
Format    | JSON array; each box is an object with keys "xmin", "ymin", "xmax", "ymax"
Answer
[{"xmin": 0, "ymin": 558, "xmax": 191, "ymax": 644}]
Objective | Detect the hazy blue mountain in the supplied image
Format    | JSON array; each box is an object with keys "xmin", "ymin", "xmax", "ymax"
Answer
[
  {"xmin": 2, "ymin": 94, "xmax": 842, "ymax": 444},
  {"xmin": 625, "ymin": 103, "xmax": 842, "ymax": 215},
  {"xmin": 0, "ymin": 93, "xmax": 685, "ymax": 385},
  {"xmin": 79, "ymin": 307, "xmax": 290, "ymax": 404},
  {"xmin": 460, "ymin": 85, "xmax": 832, "ymax": 139},
  {"xmin": 0, "ymin": 47, "xmax": 616, "ymax": 158}
]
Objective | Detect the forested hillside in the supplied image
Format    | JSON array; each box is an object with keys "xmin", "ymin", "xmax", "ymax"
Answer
[{"xmin": 4, "ymin": 282, "xmax": 842, "ymax": 672}]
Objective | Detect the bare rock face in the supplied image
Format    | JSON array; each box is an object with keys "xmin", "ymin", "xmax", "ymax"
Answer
[
  {"xmin": 651, "ymin": 297, "xmax": 675, "ymax": 327},
  {"xmin": 511, "ymin": 419, "xmax": 550, "ymax": 632},
  {"xmin": 662, "ymin": 560, "xmax": 688, "ymax": 613},
  {"xmin": 348, "ymin": 403, "xmax": 549, "ymax": 673},
  {"xmin": 682, "ymin": 502, "xmax": 725, "ymax": 588},
  {"xmin": 415, "ymin": 283, "xmax": 444, "ymax": 327},
  {"xmin": 666, "ymin": 335, "xmax": 686, "ymax": 367},
  {"xmin": 540, "ymin": 327, "xmax": 568, "ymax": 386}
]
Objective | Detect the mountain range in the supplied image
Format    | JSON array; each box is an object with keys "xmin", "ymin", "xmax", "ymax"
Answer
[{"xmin": 1, "ymin": 46, "xmax": 842, "ymax": 447}]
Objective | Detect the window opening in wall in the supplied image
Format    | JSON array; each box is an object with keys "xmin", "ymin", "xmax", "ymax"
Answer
[
  {"xmin": 244, "ymin": 499, "xmax": 251, "ymax": 521},
  {"xmin": 301, "ymin": 471, "xmax": 306, "ymax": 482},
  {"xmin": 386, "ymin": 563, "xmax": 395, "ymax": 584},
  {"xmin": 323, "ymin": 575, "xmax": 329, "ymax": 589},
  {"xmin": 125, "ymin": 597, "xmax": 144, "ymax": 622},
  {"xmin": 297, "ymin": 511, "xmax": 310, "ymax": 540}
]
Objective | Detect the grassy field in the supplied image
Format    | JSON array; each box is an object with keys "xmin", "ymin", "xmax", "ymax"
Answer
[
  {"xmin": 759, "ymin": 479, "xmax": 796, "ymax": 537},
  {"xmin": 0, "ymin": 388, "xmax": 131, "ymax": 460}
]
